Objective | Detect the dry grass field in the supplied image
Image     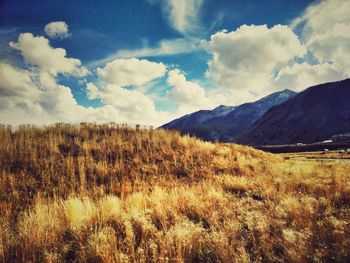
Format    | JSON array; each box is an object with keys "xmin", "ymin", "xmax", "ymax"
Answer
[{"xmin": 0, "ymin": 124, "xmax": 349, "ymax": 262}]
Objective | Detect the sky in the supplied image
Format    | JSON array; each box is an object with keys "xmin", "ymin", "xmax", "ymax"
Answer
[{"xmin": 0, "ymin": 0, "xmax": 349, "ymax": 126}]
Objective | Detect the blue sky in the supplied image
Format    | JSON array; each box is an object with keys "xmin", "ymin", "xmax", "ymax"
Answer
[{"xmin": 0, "ymin": 0, "xmax": 349, "ymax": 126}]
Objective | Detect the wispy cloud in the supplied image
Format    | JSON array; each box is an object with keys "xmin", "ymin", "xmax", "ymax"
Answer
[
  {"xmin": 90, "ymin": 0, "xmax": 206, "ymax": 68},
  {"xmin": 163, "ymin": 0, "xmax": 204, "ymax": 35},
  {"xmin": 147, "ymin": 0, "xmax": 204, "ymax": 35},
  {"xmin": 0, "ymin": 27, "xmax": 20, "ymax": 36},
  {"xmin": 89, "ymin": 37, "xmax": 200, "ymax": 68}
]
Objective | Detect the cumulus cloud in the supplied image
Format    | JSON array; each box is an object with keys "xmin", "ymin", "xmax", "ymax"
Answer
[
  {"xmin": 308, "ymin": 29, "xmax": 350, "ymax": 74},
  {"xmin": 292, "ymin": 0, "xmax": 350, "ymax": 75},
  {"xmin": 0, "ymin": 63, "xmax": 39, "ymax": 98},
  {"xmin": 86, "ymin": 83, "xmax": 155, "ymax": 112},
  {"xmin": 164, "ymin": 0, "xmax": 203, "ymax": 34},
  {"xmin": 44, "ymin": 21, "xmax": 69, "ymax": 39},
  {"xmin": 88, "ymin": 57, "xmax": 175, "ymax": 125},
  {"xmin": 96, "ymin": 58, "xmax": 167, "ymax": 86},
  {"xmin": 291, "ymin": 0, "xmax": 350, "ymax": 36},
  {"xmin": 1, "ymin": 23, "xmax": 184, "ymax": 127},
  {"xmin": 274, "ymin": 62, "xmax": 347, "ymax": 92},
  {"xmin": 0, "ymin": 60, "xmax": 171, "ymax": 126},
  {"xmin": 202, "ymin": 25, "xmax": 306, "ymax": 101},
  {"xmin": 166, "ymin": 69, "xmax": 215, "ymax": 113},
  {"xmin": 86, "ymin": 81, "xmax": 175, "ymax": 126},
  {"xmin": 197, "ymin": 1, "xmax": 350, "ymax": 103},
  {"xmin": 10, "ymin": 33, "xmax": 88, "ymax": 76},
  {"xmin": 0, "ymin": 63, "xmax": 43, "ymax": 114},
  {"xmin": 2, "ymin": 31, "xmax": 172, "ymax": 126},
  {"xmin": 86, "ymin": 83, "xmax": 167, "ymax": 123},
  {"xmin": 0, "ymin": 62, "xmax": 92, "ymax": 125}
]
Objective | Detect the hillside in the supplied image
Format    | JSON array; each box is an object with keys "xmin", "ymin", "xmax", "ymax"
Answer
[
  {"xmin": 0, "ymin": 124, "xmax": 349, "ymax": 262},
  {"xmin": 234, "ymin": 78, "xmax": 350, "ymax": 145},
  {"xmin": 161, "ymin": 89, "xmax": 296, "ymax": 142}
]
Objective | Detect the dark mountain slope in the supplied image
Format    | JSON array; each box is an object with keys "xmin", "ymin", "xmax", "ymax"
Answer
[
  {"xmin": 201, "ymin": 89, "xmax": 296, "ymax": 141},
  {"xmin": 233, "ymin": 78, "xmax": 350, "ymax": 145},
  {"xmin": 161, "ymin": 89, "xmax": 296, "ymax": 141}
]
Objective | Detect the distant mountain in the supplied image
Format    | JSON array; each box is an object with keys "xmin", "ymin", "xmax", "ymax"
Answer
[
  {"xmin": 233, "ymin": 78, "xmax": 350, "ymax": 145},
  {"xmin": 161, "ymin": 89, "xmax": 296, "ymax": 141},
  {"xmin": 161, "ymin": 105, "xmax": 237, "ymax": 130}
]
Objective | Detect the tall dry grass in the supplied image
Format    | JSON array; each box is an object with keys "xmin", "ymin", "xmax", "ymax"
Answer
[{"xmin": 0, "ymin": 124, "xmax": 349, "ymax": 262}]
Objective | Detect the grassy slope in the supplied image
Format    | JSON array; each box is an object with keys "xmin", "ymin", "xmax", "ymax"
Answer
[{"xmin": 0, "ymin": 124, "xmax": 349, "ymax": 262}]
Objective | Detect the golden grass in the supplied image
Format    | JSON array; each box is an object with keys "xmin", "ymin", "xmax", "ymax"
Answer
[{"xmin": 0, "ymin": 124, "xmax": 349, "ymax": 262}]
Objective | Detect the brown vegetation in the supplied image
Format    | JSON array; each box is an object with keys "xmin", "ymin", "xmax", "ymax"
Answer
[{"xmin": 0, "ymin": 124, "xmax": 349, "ymax": 262}]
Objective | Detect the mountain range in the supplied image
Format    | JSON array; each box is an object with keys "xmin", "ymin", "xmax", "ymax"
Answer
[
  {"xmin": 161, "ymin": 105, "xmax": 237, "ymax": 131},
  {"xmin": 234, "ymin": 78, "xmax": 350, "ymax": 145},
  {"xmin": 161, "ymin": 89, "xmax": 296, "ymax": 141},
  {"xmin": 161, "ymin": 78, "xmax": 350, "ymax": 146}
]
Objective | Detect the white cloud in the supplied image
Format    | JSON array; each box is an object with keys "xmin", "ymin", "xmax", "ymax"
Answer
[
  {"xmin": 0, "ymin": 63, "xmax": 39, "ymax": 98},
  {"xmin": 89, "ymin": 0, "xmax": 205, "ymax": 68},
  {"xmin": 89, "ymin": 38, "xmax": 199, "ymax": 67},
  {"xmin": 292, "ymin": 0, "xmax": 350, "ymax": 75},
  {"xmin": 44, "ymin": 21, "xmax": 69, "ymax": 39},
  {"xmin": 0, "ymin": 61, "xmax": 172, "ymax": 126},
  {"xmin": 88, "ymin": 57, "xmax": 175, "ymax": 125},
  {"xmin": 166, "ymin": 69, "xmax": 215, "ymax": 113},
  {"xmin": 307, "ymin": 23, "xmax": 350, "ymax": 70},
  {"xmin": 2, "ymin": 30, "xmax": 176, "ymax": 127},
  {"xmin": 274, "ymin": 62, "xmax": 347, "ymax": 92},
  {"xmin": 0, "ymin": 34, "xmax": 118, "ymax": 124},
  {"xmin": 291, "ymin": 0, "xmax": 350, "ymax": 36},
  {"xmin": 88, "ymin": 84, "xmax": 152, "ymax": 116},
  {"xmin": 86, "ymin": 82, "xmax": 172, "ymax": 126},
  {"xmin": 202, "ymin": 25, "xmax": 306, "ymax": 99},
  {"xmin": 0, "ymin": 62, "xmax": 91, "ymax": 124},
  {"xmin": 96, "ymin": 58, "xmax": 167, "ymax": 86},
  {"xmin": 0, "ymin": 63, "xmax": 43, "ymax": 114},
  {"xmin": 10, "ymin": 33, "xmax": 88, "ymax": 76},
  {"xmin": 195, "ymin": 1, "xmax": 350, "ymax": 103},
  {"xmin": 163, "ymin": 0, "xmax": 203, "ymax": 34},
  {"xmin": 87, "ymin": 83, "xmax": 155, "ymax": 112}
]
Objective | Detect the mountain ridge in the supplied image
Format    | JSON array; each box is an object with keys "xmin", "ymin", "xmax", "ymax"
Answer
[
  {"xmin": 161, "ymin": 89, "xmax": 296, "ymax": 141},
  {"xmin": 233, "ymin": 78, "xmax": 350, "ymax": 145}
]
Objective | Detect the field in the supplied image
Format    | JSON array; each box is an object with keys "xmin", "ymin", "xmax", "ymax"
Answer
[
  {"xmin": 0, "ymin": 124, "xmax": 349, "ymax": 262},
  {"xmin": 282, "ymin": 151, "xmax": 350, "ymax": 164},
  {"xmin": 257, "ymin": 142, "xmax": 350, "ymax": 154}
]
